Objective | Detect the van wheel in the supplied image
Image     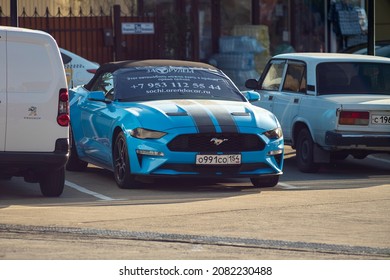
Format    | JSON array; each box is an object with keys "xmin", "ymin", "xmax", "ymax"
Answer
[
  {"xmin": 39, "ymin": 167, "xmax": 65, "ymax": 197},
  {"xmin": 113, "ymin": 132, "xmax": 137, "ymax": 189},
  {"xmin": 251, "ymin": 175, "xmax": 279, "ymax": 188},
  {"xmin": 296, "ymin": 128, "xmax": 320, "ymax": 173},
  {"xmin": 66, "ymin": 128, "xmax": 88, "ymax": 171}
]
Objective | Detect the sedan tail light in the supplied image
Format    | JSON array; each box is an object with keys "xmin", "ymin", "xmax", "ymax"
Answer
[
  {"xmin": 339, "ymin": 111, "xmax": 369, "ymax": 125},
  {"xmin": 87, "ymin": 69, "xmax": 97, "ymax": 74},
  {"xmin": 57, "ymin": 88, "xmax": 70, "ymax": 126}
]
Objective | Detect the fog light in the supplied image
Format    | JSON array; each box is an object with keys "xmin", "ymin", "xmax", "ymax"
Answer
[
  {"xmin": 268, "ymin": 149, "xmax": 283, "ymax": 156},
  {"xmin": 136, "ymin": 149, "xmax": 164, "ymax": 156}
]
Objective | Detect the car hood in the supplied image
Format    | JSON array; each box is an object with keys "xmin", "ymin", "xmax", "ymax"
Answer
[{"xmin": 122, "ymin": 99, "xmax": 278, "ymax": 133}]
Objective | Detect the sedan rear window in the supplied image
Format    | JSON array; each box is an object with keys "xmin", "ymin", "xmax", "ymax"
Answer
[
  {"xmin": 112, "ymin": 66, "xmax": 246, "ymax": 102},
  {"xmin": 317, "ymin": 62, "xmax": 390, "ymax": 95}
]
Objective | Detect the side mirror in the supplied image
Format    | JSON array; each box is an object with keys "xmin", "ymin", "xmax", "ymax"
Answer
[
  {"xmin": 242, "ymin": 90, "xmax": 260, "ymax": 102},
  {"xmin": 245, "ymin": 79, "xmax": 259, "ymax": 90},
  {"xmin": 87, "ymin": 91, "xmax": 111, "ymax": 103}
]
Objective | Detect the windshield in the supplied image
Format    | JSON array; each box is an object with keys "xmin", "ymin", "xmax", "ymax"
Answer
[
  {"xmin": 113, "ymin": 66, "xmax": 246, "ymax": 102},
  {"xmin": 317, "ymin": 62, "xmax": 390, "ymax": 95}
]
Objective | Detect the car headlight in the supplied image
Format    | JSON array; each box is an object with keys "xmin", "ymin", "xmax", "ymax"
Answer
[
  {"xmin": 263, "ymin": 127, "xmax": 283, "ymax": 140},
  {"xmin": 130, "ymin": 128, "xmax": 167, "ymax": 139}
]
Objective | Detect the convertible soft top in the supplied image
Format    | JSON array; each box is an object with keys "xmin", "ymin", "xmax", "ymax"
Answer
[{"xmin": 84, "ymin": 59, "xmax": 218, "ymax": 90}]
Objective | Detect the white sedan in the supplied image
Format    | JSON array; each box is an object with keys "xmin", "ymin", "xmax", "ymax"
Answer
[
  {"xmin": 60, "ymin": 48, "xmax": 99, "ymax": 88},
  {"xmin": 245, "ymin": 52, "xmax": 390, "ymax": 172}
]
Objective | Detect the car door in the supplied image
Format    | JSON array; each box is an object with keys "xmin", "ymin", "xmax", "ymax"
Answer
[
  {"xmin": 271, "ymin": 60, "xmax": 307, "ymax": 140},
  {"xmin": 0, "ymin": 30, "xmax": 6, "ymax": 151},
  {"xmin": 252, "ymin": 59, "xmax": 287, "ymax": 112},
  {"xmin": 78, "ymin": 72, "xmax": 115, "ymax": 164}
]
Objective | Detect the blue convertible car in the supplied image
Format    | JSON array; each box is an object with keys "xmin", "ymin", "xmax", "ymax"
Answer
[{"xmin": 67, "ymin": 60, "xmax": 284, "ymax": 188}]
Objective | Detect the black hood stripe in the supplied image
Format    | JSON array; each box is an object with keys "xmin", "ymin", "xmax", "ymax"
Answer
[
  {"xmin": 195, "ymin": 100, "xmax": 239, "ymax": 133},
  {"xmin": 172, "ymin": 100, "xmax": 216, "ymax": 133},
  {"xmin": 171, "ymin": 100, "xmax": 239, "ymax": 133}
]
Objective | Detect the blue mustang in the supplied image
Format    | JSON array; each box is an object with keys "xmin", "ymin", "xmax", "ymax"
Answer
[{"xmin": 67, "ymin": 60, "xmax": 284, "ymax": 188}]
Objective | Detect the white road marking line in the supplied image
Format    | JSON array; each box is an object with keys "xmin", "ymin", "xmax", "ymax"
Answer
[
  {"xmin": 368, "ymin": 155, "xmax": 390, "ymax": 164},
  {"xmin": 65, "ymin": 180, "xmax": 116, "ymax": 201},
  {"xmin": 278, "ymin": 182, "xmax": 308, "ymax": 190}
]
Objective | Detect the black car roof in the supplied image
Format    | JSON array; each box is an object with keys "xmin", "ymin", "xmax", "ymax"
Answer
[{"xmin": 84, "ymin": 59, "xmax": 218, "ymax": 90}]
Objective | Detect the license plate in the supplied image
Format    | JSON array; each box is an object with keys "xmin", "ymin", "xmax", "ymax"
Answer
[
  {"xmin": 195, "ymin": 154, "xmax": 241, "ymax": 165},
  {"xmin": 371, "ymin": 114, "xmax": 390, "ymax": 125}
]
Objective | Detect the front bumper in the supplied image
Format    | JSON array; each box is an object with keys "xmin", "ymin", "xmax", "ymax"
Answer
[{"xmin": 128, "ymin": 135, "xmax": 284, "ymax": 178}]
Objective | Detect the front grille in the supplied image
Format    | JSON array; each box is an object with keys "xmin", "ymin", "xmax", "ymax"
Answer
[{"xmin": 167, "ymin": 133, "xmax": 265, "ymax": 152}]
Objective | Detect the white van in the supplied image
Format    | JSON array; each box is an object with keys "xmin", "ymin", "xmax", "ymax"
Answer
[{"xmin": 0, "ymin": 26, "xmax": 69, "ymax": 197}]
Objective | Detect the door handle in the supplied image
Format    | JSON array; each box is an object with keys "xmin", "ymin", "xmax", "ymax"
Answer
[
  {"xmin": 268, "ymin": 96, "xmax": 273, "ymax": 101},
  {"xmin": 293, "ymin": 98, "xmax": 299, "ymax": 103}
]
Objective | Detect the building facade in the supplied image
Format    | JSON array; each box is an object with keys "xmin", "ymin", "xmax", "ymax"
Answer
[{"xmin": 0, "ymin": 0, "xmax": 388, "ymax": 63}]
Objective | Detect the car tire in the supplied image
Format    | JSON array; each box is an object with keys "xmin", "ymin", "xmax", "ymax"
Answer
[
  {"xmin": 296, "ymin": 128, "xmax": 320, "ymax": 173},
  {"xmin": 66, "ymin": 128, "xmax": 88, "ymax": 172},
  {"xmin": 113, "ymin": 132, "xmax": 137, "ymax": 189},
  {"xmin": 39, "ymin": 167, "xmax": 65, "ymax": 197},
  {"xmin": 250, "ymin": 175, "xmax": 279, "ymax": 188}
]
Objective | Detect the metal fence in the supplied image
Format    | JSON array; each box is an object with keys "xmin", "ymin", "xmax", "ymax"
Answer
[{"xmin": 0, "ymin": 5, "xmax": 161, "ymax": 64}]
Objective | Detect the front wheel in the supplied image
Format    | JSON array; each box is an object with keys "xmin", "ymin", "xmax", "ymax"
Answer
[
  {"xmin": 39, "ymin": 167, "xmax": 65, "ymax": 197},
  {"xmin": 113, "ymin": 132, "xmax": 138, "ymax": 189},
  {"xmin": 296, "ymin": 128, "xmax": 320, "ymax": 173},
  {"xmin": 250, "ymin": 175, "xmax": 279, "ymax": 188}
]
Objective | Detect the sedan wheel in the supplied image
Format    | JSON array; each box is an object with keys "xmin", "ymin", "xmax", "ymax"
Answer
[
  {"xmin": 113, "ymin": 132, "xmax": 137, "ymax": 189},
  {"xmin": 296, "ymin": 128, "xmax": 320, "ymax": 173}
]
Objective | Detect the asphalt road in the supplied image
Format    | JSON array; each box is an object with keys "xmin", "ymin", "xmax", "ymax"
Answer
[{"xmin": 0, "ymin": 147, "xmax": 389, "ymax": 260}]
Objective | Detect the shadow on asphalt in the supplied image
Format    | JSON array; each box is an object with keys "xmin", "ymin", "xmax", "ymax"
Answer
[
  {"xmin": 275, "ymin": 155, "xmax": 390, "ymax": 192},
  {"xmin": 84, "ymin": 165, "xmax": 262, "ymax": 194},
  {"xmin": 283, "ymin": 154, "xmax": 390, "ymax": 178},
  {"xmin": 1, "ymin": 153, "xmax": 389, "ymax": 206},
  {"xmin": 0, "ymin": 166, "xmax": 261, "ymax": 207}
]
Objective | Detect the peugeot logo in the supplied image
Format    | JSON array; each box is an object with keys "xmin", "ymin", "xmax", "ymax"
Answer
[
  {"xmin": 28, "ymin": 106, "xmax": 38, "ymax": 116},
  {"xmin": 210, "ymin": 137, "xmax": 228, "ymax": 146}
]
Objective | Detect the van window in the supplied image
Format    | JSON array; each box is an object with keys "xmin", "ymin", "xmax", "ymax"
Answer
[{"xmin": 7, "ymin": 41, "xmax": 54, "ymax": 93}]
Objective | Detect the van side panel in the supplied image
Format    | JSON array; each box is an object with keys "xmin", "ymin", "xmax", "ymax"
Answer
[
  {"xmin": 5, "ymin": 29, "xmax": 68, "ymax": 152},
  {"xmin": 0, "ymin": 30, "xmax": 6, "ymax": 151}
]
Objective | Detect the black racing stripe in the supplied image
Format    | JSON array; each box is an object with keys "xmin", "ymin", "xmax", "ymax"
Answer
[
  {"xmin": 172, "ymin": 100, "xmax": 216, "ymax": 133},
  {"xmin": 196, "ymin": 100, "xmax": 239, "ymax": 133}
]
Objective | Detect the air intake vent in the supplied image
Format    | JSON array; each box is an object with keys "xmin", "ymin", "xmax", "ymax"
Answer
[{"xmin": 168, "ymin": 133, "xmax": 265, "ymax": 152}]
